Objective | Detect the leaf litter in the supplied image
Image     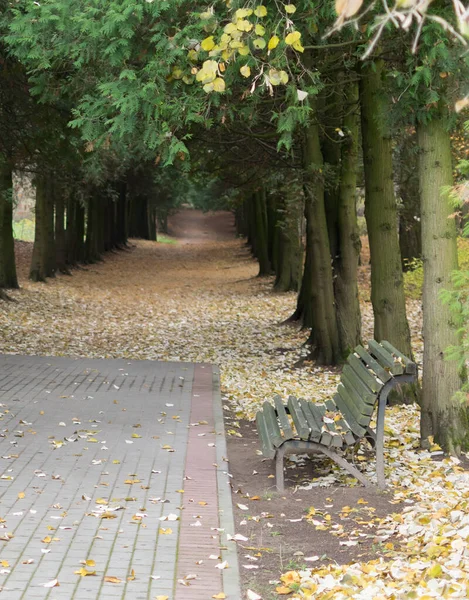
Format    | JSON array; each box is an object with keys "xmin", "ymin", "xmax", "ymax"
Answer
[{"xmin": 0, "ymin": 212, "xmax": 462, "ymax": 598}]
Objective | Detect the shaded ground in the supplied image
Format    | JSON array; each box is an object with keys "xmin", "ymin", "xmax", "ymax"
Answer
[{"xmin": 225, "ymin": 417, "xmax": 405, "ymax": 599}]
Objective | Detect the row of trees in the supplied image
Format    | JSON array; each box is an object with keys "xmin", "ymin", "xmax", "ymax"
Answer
[{"xmin": 0, "ymin": 0, "xmax": 468, "ymax": 454}]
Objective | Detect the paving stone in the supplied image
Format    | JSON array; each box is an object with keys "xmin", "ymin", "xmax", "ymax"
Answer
[{"xmin": 0, "ymin": 355, "xmax": 240, "ymax": 599}]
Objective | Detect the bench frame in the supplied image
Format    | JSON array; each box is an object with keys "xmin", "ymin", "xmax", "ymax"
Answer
[{"xmin": 272, "ymin": 374, "xmax": 416, "ymax": 492}]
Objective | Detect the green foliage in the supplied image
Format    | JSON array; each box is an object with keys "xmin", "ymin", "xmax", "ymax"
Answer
[{"xmin": 403, "ymin": 258, "xmax": 424, "ymax": 300}]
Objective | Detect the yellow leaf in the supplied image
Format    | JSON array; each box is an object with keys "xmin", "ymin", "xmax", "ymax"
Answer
[
  {"xmin": 159, "ymin": 528, "xmax": 173, "ymax": 535},
  {"xmin": 276, "ymin": 585, "xmax": 293, "ymax": 594},
  {"xmin": 156, "ymin": 596, "xmax": 169, "ymax": 600},
  {"xmin": 85, "ymin": 560, "xmax": 96, "ymax": 567},
  {"xmin": 426, "ymin": 564, "xmax": 443, "ymax": 579},
  {"xmin": 253, "ymin": 38, "xmax": 266, "ymax": 49},
  {"xmin": 124, "ymin": 479, "xmax": 140, "ymax": 484},
  {"xmin": 201, "ymin": 36, "xmax": 215, "ymax": 51},
  {"xmin": 127, "ymin": 568, "xmax": 135, "ymax": 581},
  {"xmin": 18, "ymin": 492, "xmax": 25, "ymax": 499},
  {"xmin": 112, "ymin": 460, "xmax": 120, "ymax": 464},
  {"xmin": 236, "ymin": 19, "xmax": 253, "ymax": 32},
  {"xmin": 104, "ymin": 576, "xmax": 122, "ymax": 583},
  {"xmin": 238, "ymin": 45, "xmax": 250, "ymax": 56},
  {"xmin": 213, "ymin": 77, "xmax": 226, "ymax": 93},
  {"xmin": 213, "ymin": 594, "xmax": 226, "ymax": 599},
  {"xmin": 198, "ymin": 501, "xmax": 208, "ymax": 506},
  {"xmin": 255, "ymin": 24, "xmax": 265, "ymax": 35},
  {"xmin": 74, "ymin": 567, "xmax": 96, "ymax": 577},
  {"xmin": 88, "ymin": 438, "xmax": 98, "ymax": 443},
  {"xmin": 0, "ymin": 561, "xmax": 9, "ymax": 568},
  {"xmin": 131, "ymin": 433, "xmax": 141, "ymax": 439},
  {"xmin": 254, "ymin": 5, "xmax": 268, "ymax": 17},
  {"xmin": 268, "ymin": 35, "xmax": 280, "ymax": 50},
  {"xmin": 292, "ymin": 39, "xmax": 304, "ymax": 52},
  {"xmin": 235, "ymin": 8, "xmax": 253, "ymax": 18},
  {"xmin": 281, "ymin": 571, "xmax": 301, "ymax": 584},
  {"xmin": 285, "ymin": 31, "xmax": 301, "ymax": 45},
  {"xmin": 240, "ymin": 65, "xmax": 251, "ymax": 78},
  {"xmin": 95, "ymin": 498, "xmax": 108, "ymax": 505},
  {"xmin": 224, "ymin": 22, "xmax": 237, "ymax": 34},
  {"xmin": 42, "ymin": 536, "xmax": 52, "ymax": 544},
  {"xmin": 285, "ymin": 4, "xmax": 297, "ymax": 13},
  {"xmin": 268, "ymin": 68, "xmax": 289, "ymax": 85}
]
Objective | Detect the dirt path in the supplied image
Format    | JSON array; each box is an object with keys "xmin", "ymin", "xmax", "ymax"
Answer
[{"xmin": 167, "ymin": 208, "xmax": 236, "ymax": 243}]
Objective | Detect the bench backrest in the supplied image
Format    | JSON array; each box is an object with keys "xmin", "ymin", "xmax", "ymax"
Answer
[{"xmin": 333, "ymin": 340, "xmax": 417, "ymax": 438}]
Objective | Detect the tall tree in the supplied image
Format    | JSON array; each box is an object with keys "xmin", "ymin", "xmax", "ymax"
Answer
[
  {"xmin": 418, "ymin": 111, "xmax": 469, "ymax": 453},
  {"xmin": 359, "ymin": 60, "xmax": 412, "ymax": 356}
]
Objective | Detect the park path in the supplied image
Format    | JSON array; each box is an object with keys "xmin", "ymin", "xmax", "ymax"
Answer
[{"xmin": 0, "ymin": 211, "xmax": 244, "ymax": 599}]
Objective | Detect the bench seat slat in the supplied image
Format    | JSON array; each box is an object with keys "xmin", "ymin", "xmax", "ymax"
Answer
[
  {"xmin": 262, "ymin": 401, "xmax": 284, "ymax": 448},
  {"xmin": 256, "ymin": 412, "xmax": 276, "ymax": 459},
  {"xmin": 298, "ymin": 400, "xmax": 322, "ymax": 442},
  {"xmin": 324, "ymin": 399, "xmax": 356, "ymax": 446},
  {"xmin": 313, "ymin": 402, "xmax": 343, "ymax": 448},
  {"xmin": 273, "ymin": 395, "xmax": 294, "ymax": 441},
  {"xmin": 287, "ymin": 396, "xmax": 310, "ymax": 440}
]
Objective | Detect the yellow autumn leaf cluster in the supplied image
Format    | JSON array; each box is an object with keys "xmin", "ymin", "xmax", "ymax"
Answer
[{"xmin": 284, "ymin": 30, "xmax": 304, "ymax": 52}]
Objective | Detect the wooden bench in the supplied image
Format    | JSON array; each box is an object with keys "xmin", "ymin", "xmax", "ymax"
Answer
[{"xmin": 256, "ymin": 340, "xmax": 417, "ymax": 491}]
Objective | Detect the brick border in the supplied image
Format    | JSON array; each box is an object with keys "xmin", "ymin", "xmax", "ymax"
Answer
[{"xmin": 175, "ymin": 365, "xmax": 224, "ymax": 599}]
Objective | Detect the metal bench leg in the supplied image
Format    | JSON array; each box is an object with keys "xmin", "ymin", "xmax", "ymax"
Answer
[
  {"xmin": 275, "ymin": 446, "xmax": 286, "ymax": 493},
  {"xmin": 276, "ymin": 441, "xmax": 372, "ymax": 489}
]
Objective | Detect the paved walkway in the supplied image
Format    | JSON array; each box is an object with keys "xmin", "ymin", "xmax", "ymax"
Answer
[{"xmin": 0, "ymin": 355, "xmax": 240, "ymax": 599}]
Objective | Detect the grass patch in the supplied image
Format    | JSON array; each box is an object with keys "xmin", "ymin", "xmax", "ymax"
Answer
[
  {"xmin": 157, "ymin": 234, "xmax": 177, "ymax": 244},
  {"xmin": 13, "ymin": 219, "xmax": 35, "ymax": 242}
]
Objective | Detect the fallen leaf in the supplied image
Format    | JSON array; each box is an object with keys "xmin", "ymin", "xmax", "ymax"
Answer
[
  {"xmin": 74, "ymin": 567, "xmax": 96, "ymax": 577},
  {"xmin": 104, "ymin": 576, "xmax": 122, "ymax": 583}
]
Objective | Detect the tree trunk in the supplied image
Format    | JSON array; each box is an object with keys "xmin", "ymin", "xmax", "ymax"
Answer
[
  {"xmin": 303, "ymin": 116, "xmax": 341, "ymax": 365},
  {"xmin": 418, "ymin": 117, "xmax": 469, "ymax": 454},
  {"xmin": 116, "ymin": 182, "xmax": 128, "ymax": 246},
  {"xmin": 274, "ymin": 189, "xmax": 303, "ymax": 293},
  {"xmin": 322, "ymin": 86, "xmax": 342, "ymax": 263},
  {"xmin": 55, "ymin": 187, "xmax": 69, "ymax": 274},
  {"xmin": 30, "ymin": 174, "xmax": 55, "ymax": 281},
  {"xmin": 397, "ymin": 131, "xmax": 422, "ymax": 269},
  {"xmin": 359, "ymin": 62, "xmax": 412, "ymax": 356},
  {"xmin": 253, "ymin": 189, "xmax": 271, "ymax": 276},
  {"xmin": 335, "ymin": 81, "xmax": 362, "ymax": 354},
  {"xmin": 0, "ymin": 161, "xmax": 18, "ymax": 292}
]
